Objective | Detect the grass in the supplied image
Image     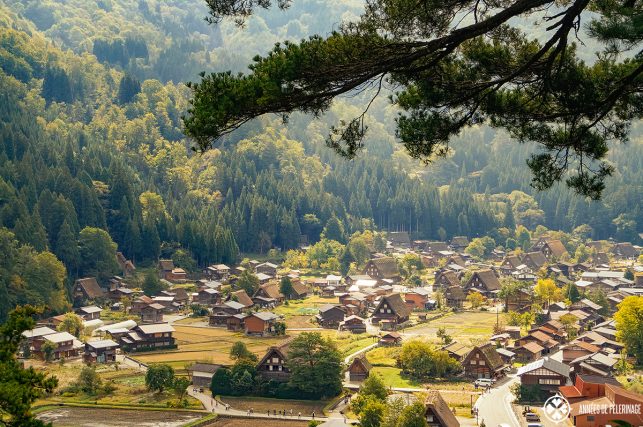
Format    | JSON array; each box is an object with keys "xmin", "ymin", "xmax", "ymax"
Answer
[
  {"xmin": 370, "ymin": 367, "xmax": 421, "ymax": 389},
  {"xmin": 405, "ymin": 311, "xmax": 500, "ymax": 345},
  {"xmin": 274, "ymin": 296, "xmax": 339, "ymax": 317},
  {"xmin": 284, "ymin": 315, "xmax": 315, "ymax": 329},
  {"xmin": 219, "ymin": 396, "xmax": 328, "ymax": 415},
  {"xmin": 30, "ymin": 361, "xmax": 202, "ymax": 409},
  {"xmin": 317, "ymin": 331, "xmax": 378, "ymax": 357},
  {"xmin": 365, "ymin": 347, "xmax": 399, "ymax": 366},
  {"xmin": 132, "ymin": 325, "xmax": 294, "ymax": 370}
]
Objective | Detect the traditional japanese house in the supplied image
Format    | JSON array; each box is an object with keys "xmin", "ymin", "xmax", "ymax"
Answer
[
  {"xmin": 540, "ymin": 239, "xmax": 568, "ymax": 260},
  {"xmin": 254, "ymin": 282, "xmax": 285, "ymax": 305},
  {"xmin": 33, "ymin": 332, "xmax": 83, "ymax": 361},
  {"xmin": 424, "ymin": 390, "xmax": 460, "ymax": 427},
  {"xmin": 244, "ymin": 312, "xmax": 280, "ymax": 336},
  {"xmin": 562, "ymin": 341, "xmax": 601, "ymax": 364},
  {"xmin": 442, "ymin": 341, "xmax": 472, "ymax": 362},
  {"xmin": 229, "ymin": 289, "xmax": 254, "ymax": 308},
  {"xmin": 363, "ymin": 257, "xmax": 401, "ymax": 283},
  {"xmin": 347, "ymin": 354, "xmax": 372, "ymax": 382},
  {"xmin": 257, "ymin": 340, "xmax": 292, "ymax": 381},
  {"xmin": 119, "ymin": 323, "xmax": 175, "ymax": 352},
  {"xmin": 513, "ymin": 341, "xmax": 545, "ymax": 363},
  {"xmin": 464, "ymin": 270, "xmax": 501, "ymax": 297},
  {"xmin": 445, "ymin": 285, "xmax": 465, "ymax": 309},
  {"xmin": 75, "ymin": 305, "xmax": 102, "ymax": 321},
  {"xmin": 404, "ymin": 288, "xmax": 432, "ymax": 310},
  {"xmin": 73, "ymin": 277, "xmax": 105, "ymax": 306},
  {"xmin": 521, "ymin": 251, "xmax": 548, "ymax": 270},
  {"xmin": 140, "ymin": 303, "xmax": 164, "ymax": 323},
  {"xmin": 255, "ymin": 262, "xmax": 278, "ymax": 276},
  {"xmin": 316, "ymin": 304, "xmax": 346, "ymax": 328},
  {"xmin": 462, "ymin": 344, "xmax": 506, "ymax": 379},
  {"xmin": 188, "ymin": 363, "xmax": 221, "ymax": 387},
  {"xmin": 339, "ymin": 315, "xmax": 367, "ymax": 333},
  {"xmin": 84, "ymin": 339, "xmax": 118, "ymax": 363},
  {"xmin": 517, "ymin": 357, "xmax": 571, "ymax": 396},
  {"xmin": 379, "ymin": 331, "xmax": 402, "ymax": 346},
  {"xmin": 370, "ymin": 293, "xmax": 411, "ymax": 328}
]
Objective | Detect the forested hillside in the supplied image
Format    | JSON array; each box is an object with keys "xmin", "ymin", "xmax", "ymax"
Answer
[{"xmin": 0, "ymin": 0, "xmax": 640, "ymax": 320}]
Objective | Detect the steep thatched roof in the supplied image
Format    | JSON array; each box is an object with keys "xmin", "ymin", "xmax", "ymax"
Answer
[
  {"xmin": 467, "ymin": 269, "xmax": 500, "ymax": 291},
  {"xmin": 365, "ymin": 257, "xmax": 399, "ymax": 278},
  {"xmin": 544, "ymin": 240, "xmax": 568, "ymax": 258},
  {"xmin": 424, "ymin": 390, "xmax": 460, "ymax": 427},
  {"xmin": 376, "ymin": 293, "xmax": 411, "ymax": 318},
  {"xmin": 522, "ymin": 251, "xmax": 548, "ymax": 268},
  {"xmin": 75, "ymin": 278, "xmax": 104, "ymax": 299}
]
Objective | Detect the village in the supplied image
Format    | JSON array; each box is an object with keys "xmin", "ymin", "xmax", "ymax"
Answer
[{"xmin": 23, "ymin": 232, "xmax": 643, "ymax": 427}]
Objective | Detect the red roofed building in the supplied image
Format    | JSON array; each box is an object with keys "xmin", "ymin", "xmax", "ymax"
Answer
[
  {"xmin": 559, "ymin": 374, "xmax": 621, "ymax": 404},
  {"xmin": 568, "ymin": 383, "xmax": 643, "ymax": 427}
]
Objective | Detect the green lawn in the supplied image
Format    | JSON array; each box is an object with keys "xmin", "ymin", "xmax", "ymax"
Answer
[
  {"xmin": 325, "ymin": 333, "xmax": 377, "ymax": 357},
  {"xmin": 274, "ymin": 296, "xmax": 339, "ymax": 317},
  {"xmin": 370, "ymin": 367, "xmax": 421, "ymax": 389},
  {"xmin": 365, "ymin": 347, "xmax": 399, "ymax": 367}
]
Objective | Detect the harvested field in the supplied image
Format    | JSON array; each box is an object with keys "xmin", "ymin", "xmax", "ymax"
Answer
[
  {"xmin": 406, "ymin": 311, "xmax": 499, "ymax": 344},
  {"xmin": 284, "ymin": 315, "xmax": 315, "ymax": 328},
  {"xmin": 219, "ymin": 396, "xmax": 328, "ymax": 415},
  {"xmin": 36, "ymin": 407, "xmax": 204, "ymax": 427},
  {"xmin": 133, "ymin": 326, "xmax": 292, "ymax": 370},
  {"xmin": 205, "ymin": 416, "xmax": 308, "ymax": 427}
]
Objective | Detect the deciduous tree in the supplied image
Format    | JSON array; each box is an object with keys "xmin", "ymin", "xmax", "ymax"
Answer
[
  {"xmin": 146, "ymin": 364, "xmax": 175, "ymax": 393},
  {"xmin": 287, "ymin": 332, "xmax": 343, "ymax": 398},
  {"xmin": 0, "ymin": 306, "xmax": 58, "ymax": 425},
  {"xmin": 56, "ymin": 313, "xmax": 84, "ymax": 338},
  {"xmin": 614, "ymin": 296, "xmax": 643, "ymax": 365}
]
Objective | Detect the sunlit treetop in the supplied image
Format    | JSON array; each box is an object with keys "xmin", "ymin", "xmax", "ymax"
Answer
[{"xmin": 186, "ymin": 0, "xmax": 643, "ymax": 199}]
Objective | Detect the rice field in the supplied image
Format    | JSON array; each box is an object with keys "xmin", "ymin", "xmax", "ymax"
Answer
[
  {"xmin": 405, "ymin": 311, "xmax": 500, "ymax": 345},
  {"xmin": 133, "ymin": 326, "xmax": 290, "ymax": 370}
]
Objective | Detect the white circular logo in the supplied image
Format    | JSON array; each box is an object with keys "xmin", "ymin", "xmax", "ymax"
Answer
[{"xmin": 543, "ymin": 394, "xmax": 571, "ymax": 423}]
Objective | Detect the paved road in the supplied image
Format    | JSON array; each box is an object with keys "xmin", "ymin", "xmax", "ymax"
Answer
[{"xmin": 475, "ymin": 374, "xmax": 520, "ymax": 427}]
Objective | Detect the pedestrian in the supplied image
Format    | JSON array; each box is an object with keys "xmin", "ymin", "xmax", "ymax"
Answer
[
  {"xmin": 283, "ymin": 409, "xmax": 286, "ymax": 417},
  {"xmin": 312, "ymin": 411, "xmax": 315, "ymax": 420},
  {"xmin": 290, "ymin": 409, "xmax": 293, "ymax": 416},
  {"xmin": 273, "ymin": 409, "xmax": 276, "ymax": 416},
  {"xmin": 298, "ymin": 412, "xmax": 301, "ymax": 419},
  {"xmin": 250, "ymin": 407, "xmax": 254, "ymax": 414}
]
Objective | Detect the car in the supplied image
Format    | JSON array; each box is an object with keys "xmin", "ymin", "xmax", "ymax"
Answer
[
  {"xmin": 525, "ymin": 413, "xmax": 541, "ymax": 422},
  {"xmin": 527, "ymin": 424, "xmax": 544, "ymax": 427},
  {"xmin": 474, "ymin": 378, "xmax": 495, "ymax": 387}
]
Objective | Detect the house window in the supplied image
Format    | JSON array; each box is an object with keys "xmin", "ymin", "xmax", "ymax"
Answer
[
  {"xmin": 272, "ymin": 357, "xmax": 279, "ymax": 363},
  {"xmin": 426, "ymin": 415, "xmax": 434, "ymax": 422},
  {"xmin": 268, "ymin": 365, "xmax": 273, "ymax": 371},
  {"xmin": 587, "ymin": 416, "xmax": 594, "ymax": 421},
  {"xmin": 380, "ymin": 308, "xmax": 385, "ymax": 313},
  {"xmin": 387, "ymin": 309, "xmax": 391, "ymax": 313},
  {"xmin": 538, "ymin": 378, "xmax": 560, "ymax": 385}
]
